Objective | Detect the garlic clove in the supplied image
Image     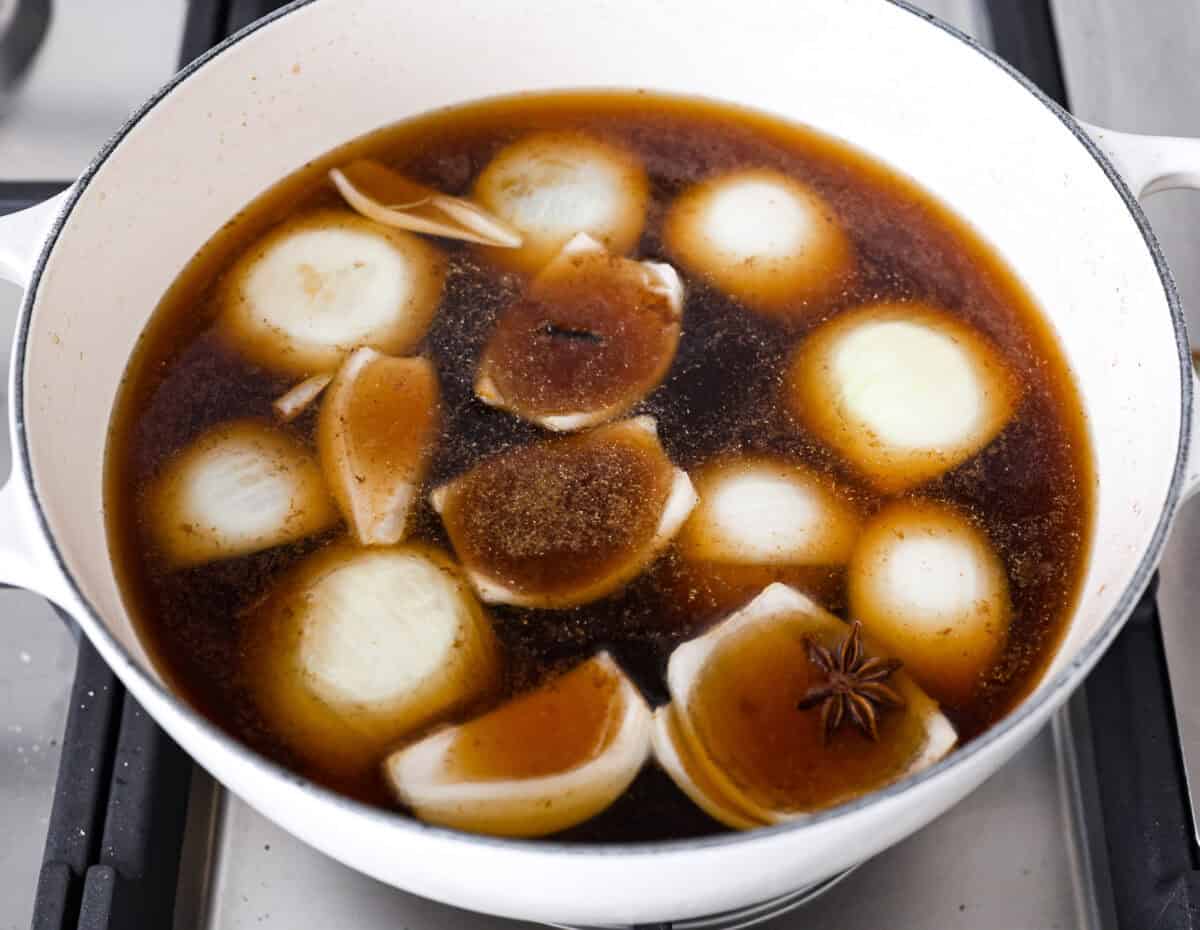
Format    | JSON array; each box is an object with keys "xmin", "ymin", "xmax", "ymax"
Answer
[
  {"xmin": 147, "ymin": 418, "xmax": 336, "ymax": 567},
  {"xmin": 385, "ymin": 652, "xmax": 651, "ymax": 838},
  {"xmin": 317, "ymin": 348, "xmax": 439, "ymax": 546}
]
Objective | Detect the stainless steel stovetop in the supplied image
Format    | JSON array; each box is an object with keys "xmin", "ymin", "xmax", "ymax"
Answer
[{"xmin": 3, "ymin": 2, "xmax": 1199, "ymax": 928}]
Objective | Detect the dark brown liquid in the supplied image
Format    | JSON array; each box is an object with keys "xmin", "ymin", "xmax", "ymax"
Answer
[{"xmin": 105, "ymin": 91, "xmax": 1093, "ymax": 843}]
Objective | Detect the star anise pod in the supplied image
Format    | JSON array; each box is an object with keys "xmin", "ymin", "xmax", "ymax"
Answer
[{"xmin": 797, "ymin": 620, "xmax": 905, "ymax": 743}]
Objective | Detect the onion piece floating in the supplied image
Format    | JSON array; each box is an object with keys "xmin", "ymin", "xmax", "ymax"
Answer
[
  {"xmin": 272, "ymin": 372, "xmax": 332, "ymax": 422},
  {"xmin": 678, "ymin": 455, "xmax": 860, "ymax": 566},
  {"xmin": 147, "ymin": 419, "xmax": 337, "ymax": 567},
  {"xmin": 219, "ymin": 209, "xmax": 445, "ymax": 376},
  {"xmin": 431, "ymin": 416, "xmax": 697, "ymax": 608},
  {"xmin": 663, "ymin": 169, "xmax": 851, "ymax": 315},
  {"xmin": 330, "ymin": 159, "xmax": 522, "ymax": 248},
  {"xmin": 246, "ymin": 544, "xmax": 500, "ymax": 778},
  {"xmin": 473, "ymin": 131, "xmax": 650, "ymax": 272},
  {"xmin": 318, "ymin": 348, "xmax": 440, "ymax": 546},
  {"xmin": 848, "ymin": 499, "xmax": 1011, "ymax": 704},
  {"xmin": 650, "ymin": 704, "xmax": 763, "ymax": 831},
  {"xmin": 656, "ymin": 583, "xmax": 956, "ymax": 827},
  {"xmin": 385, "ymin": 652, "xmax": 651, "ymax": 837},
  {"xmin": 786, "ymin": 301, "xmax": 1020, "ymax": 492},
  {"xmin": 475, "ymin": 233, "xmax": 684, "ymax": 431}
]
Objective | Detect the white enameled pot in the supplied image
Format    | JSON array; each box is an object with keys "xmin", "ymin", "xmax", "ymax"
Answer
[{"xmin": 1, "ymin": 1, "xmax": 1199, "ymax": 925}]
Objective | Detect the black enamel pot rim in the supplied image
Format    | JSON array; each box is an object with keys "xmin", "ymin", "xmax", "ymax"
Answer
[{"xmin": 12, "ymin": 0, "xmax": 1191, "ymax": 861}]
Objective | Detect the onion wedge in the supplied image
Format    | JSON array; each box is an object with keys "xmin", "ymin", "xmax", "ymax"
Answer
[
  {"xmin": 431, "ymin": 416, "xmax": 696, "ymax": 608},
  {"xmin": 678, "ymin": 455, "xmax": 860, "ymax": 566},
  {"xmin": 664, "ymin": 169, "xmax": 851, "ymax": 315},
  {"xmin": 786, "ymin": 301, "xmax": 1020, "ymax": 492},
  {"xmin": 657, "ymin": 583, "xmax": 956, "ymax": 827},
  {"xmin": 475, "ymin": 233, "xmax": 684, "ymax": 431},
  {"xmin": 147, "ymin": 419, "xmax": 337, "ymax": 567},
  {"xmin": 220, "ymin": 209, "xmax": 444, "ymax": 376},
  {"xmin": 330, "ymin": 159, "xmax": 521, "ymax": 248},
  {"xmin": 385, "ymin": 652, "xmax": 651, "ymax": 837},
  {"xmin": 473, "ymin": 131, "xmax": 649, "ymax": 272},
  {"xmin": 246, "ymin": 544, "xmax": 500, "ymax": 778},
  {"xmin": 848, "ymin": 499, "xmax": 1011, "ymax": 704},
  {"xmin": 318, "ymin": 348, "xmax": 440, "ymax": 546}
]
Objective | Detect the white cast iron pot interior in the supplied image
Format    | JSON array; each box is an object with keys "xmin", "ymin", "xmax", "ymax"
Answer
[{"xmin": 1, "ymin": 0, "xmax": 1198, "ymax": 924}]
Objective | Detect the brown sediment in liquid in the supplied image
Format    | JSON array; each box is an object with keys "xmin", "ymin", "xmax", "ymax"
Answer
[
  {"xmin": 478, "ymin": 250, "xmax": 679, "ymax": 418},
  {"xmin": 105, "ymin": 91, "xmax": 1093, "ymax": 840},
  {"xmin": 438, "ymin": 423, "xmax": 674, "ymax": 599}
]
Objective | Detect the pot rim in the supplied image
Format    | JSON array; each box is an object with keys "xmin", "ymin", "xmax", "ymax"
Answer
[{"xmin": 13, "ymin": 0, "xmax": 1191, "ymax": 858}]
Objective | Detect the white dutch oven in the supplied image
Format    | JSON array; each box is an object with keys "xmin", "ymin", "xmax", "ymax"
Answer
[{"xmin": 1, "ymin": 0, "xmax": 1199, "ymax": 925}]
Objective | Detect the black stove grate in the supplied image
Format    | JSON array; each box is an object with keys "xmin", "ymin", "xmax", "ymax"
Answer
[{"xmin": 5, "ymin": 1, "xmax": 1197, "ymax": 927}]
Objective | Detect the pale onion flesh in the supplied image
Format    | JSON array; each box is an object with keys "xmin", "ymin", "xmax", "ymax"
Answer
[
  {"xmin": 678, "ymin": 455, "xmax": 861, "ymax": 566},
  {"xmin": 245, "ymin": 544, "xmax": 500, "ymax": 778},
  {"xmin": 848, "ymin": 498, "xmax": 1011, "ymax": 704},
  {"xmin": 663, "ymin": 168, "xmax": 851, "ymax": 315},
  {"xmin": 472, "ymin": 131, "xmax": 650, "ymax": 272},
  {"xmin": 385, "ymin": 652, "xmax": 652, "ymax": 837},
  {"xmin": 146, "ymin": 418, "xmax": 337, "ymax": 567},
  {"xmin": 786, "ymin": 301, "xmax": 1019, "ymax": 492},
  {"xmin": 219, "ymin": 209, "xmax": 444, "ymax": 376}
]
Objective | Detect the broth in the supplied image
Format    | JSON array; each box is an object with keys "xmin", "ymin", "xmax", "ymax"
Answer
[{"xmin": 106, "ymin": 91, "xmax": 1093, "ymax": 842}]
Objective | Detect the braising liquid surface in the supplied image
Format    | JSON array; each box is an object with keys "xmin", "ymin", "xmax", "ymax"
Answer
[{"xmin": 106, "ymin": 92, "xmax": 1093, "ymax": 843}]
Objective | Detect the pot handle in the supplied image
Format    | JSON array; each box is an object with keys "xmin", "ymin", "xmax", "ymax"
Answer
[
  {"xmin": 0, "ymin": 189, "xmax": 79, "ymax": 606},
  {"xmin": 0, "ymin": 187, "xmax": 72, "ymax": 288},
  {"xmin": 1080, "ymin": 123, "xmax": 1200, "ymax": 499}
]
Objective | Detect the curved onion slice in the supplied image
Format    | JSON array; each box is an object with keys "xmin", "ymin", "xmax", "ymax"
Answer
[
  {"xmin": 330, "ymin": 160, "xmax": 521, "ymax": 248},
  {"xmin": 663, "ymin": 169, "xmax": 851, "ymax": 314},
  {"xmin": 246, "ymin": 544, "xmax": 500, "ymax": 777},
  {"xmin": 650, "ymin": 704, "xmax": 762, "ymax": 831},
  {"xmin": 385, "ymin": 652, "xmax": 651, "ymax": 837},
  {"xmin": 473, "ymin": 131, "xmax": 649, "ymax": 271},
  {"xmin": 786, "ymin": 302, "xmax": 1020, "ymax": 492},
  {"xmin": 147, "ymin": 419, "xmax": 336, "ymax": 567},
  {"xmin": 431, "ymin": 416, "xmax": 697, "ymax": 608},
  {"xmin": 273, "ymin": 373, "xmax": 332, "ymax": 422},
  {"xmin": 678, "ymin": 456, "xmax": 860, "ymax": 566},
  {"xmin": 317, "ymin": 348, "xmax": 439, "ymax": 546},
  {"xmin": 475, "ymin": 234, "xmax": 684, "ymax": 431},
  {"xmin": 220, "ymin": 209, "xmax": 445, "ymax": 376},
  {"xmin": 848, "ymin": 499, "xmax": 1011, "ymax": 704},
  {"xmin": 658, "ymin": 583, "xmax": 955, "ymax": 826}
]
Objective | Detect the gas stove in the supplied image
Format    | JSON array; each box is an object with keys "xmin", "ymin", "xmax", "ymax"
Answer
[{"xmin": 2, "ymin": 2, "xmax": 1198, "ymax": 928}]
